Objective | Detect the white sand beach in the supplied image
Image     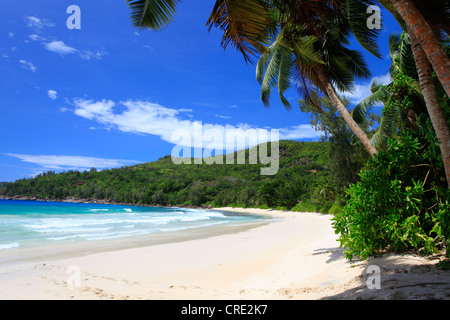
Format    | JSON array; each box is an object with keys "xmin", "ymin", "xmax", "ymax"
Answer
[{"xmin": 0, "ymin": 207, "xmax": 448, "ymax": 300}]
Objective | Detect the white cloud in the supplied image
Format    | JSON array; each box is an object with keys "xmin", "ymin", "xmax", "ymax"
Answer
[
  {"xmin": 341, "ymin": 73, "xmax": 392, "ymax": 106},
  {"xmin": 6, "ymin": 153, "xmax": 139, "ymax": 172},
  {"xmin": 48, "ymin": 90, "xmax": 58, "ymax": 100},
  {"xmin": 25, "ymin": 16, "xmax": 107, "ymax": 61},
  {"xmin": 214, "ymin": 114, "xmax": 231, "ymax": 119},
  {"xmin": 29, "ymin": 34, "xmax": 46, "ymax": 41},
  {"xmin": 70, "ymin": 99, "xmax": 322, "ymax": 150},
  {"xmin": 73, "ymin": 99, "xmax": 116, "ymax": 120},
  {"xmin": 19, "ymin": 60, "xmax": 37, "ymax": 72},
  {"xmin": 44, "ymin": 41, "xmax": 78, "ymax": 55},
  {"xmin": 228, "ymin": 105, "xmax": 238, "ymax": 109},
  {"xmin": 279, "ymin": 124, "xmax": 322, "ymax": 140},
  {"xmin": 8, "ymin": 32, "xmax": 14, "ymax": 38},
  {"xmin": 26, "ymin": 16, "xmax": 55, "ymax": 29},
  {"xmin": 43, "ymin": 40, "xmax": 108, "ymax": 60},
  {"xmin": 79, "ymin": 50, "xmax": 108, "ymax": 60}
]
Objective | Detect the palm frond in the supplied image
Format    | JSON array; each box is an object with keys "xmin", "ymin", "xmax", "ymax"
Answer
[
  {"xmin": 278, "ymin": 52, "xmax": 294, "ymax": 110},
  {"xmin": 126, "ymin": 0, "xmax": 180, "ymax": 30},
  {"xmin": 346, "ymin": 0, "xmax": 381, "ymax": 58},
  {"xmin": 340, "ymin": 47, "xmax": 372, "ymax": 80},
  {"xmin": 327, "ymin": 54, "xmax": 355, "ymax": 93},
  {"xmin": 256, "ymin": 50, "xmax": 271, "ymax": 86},
  {"xmin": 370, "ymin": 79, "xmax": 385, "ymax": 93},
  {"xmin": 370, "ymin": 130, "xmax": 381, "ymax": 150},
  {"xmin": 206, "ymin": 0, "xmax": 278, "ymax": 63},
  {"xmin": 390, "ymin": 32, "xmax": 416, "ymax": 77},
  {"xmin": 388, "ymin": 33, "xmax": 401, "ymax": 59},
  {"xmin": 291, "ymin": 35, "xmax": 324, "ymax": 66},
  {"xmin": 377, "ymin": 104, "xmax": 400, "ymax": 150},
  {"xmin": 260, "ymin": 41, "xmax": 288, "ymax": 107},
  {"xmin": 294, "ymin": 66, "xmax": 324, "ymax": 113},
  {"xmin": 352, "ymin": 82, "xmax": 390, "ymax": 124},
  {"xmin": 324, "ymin": 42, "xmax": 370, "ymax": 94}
]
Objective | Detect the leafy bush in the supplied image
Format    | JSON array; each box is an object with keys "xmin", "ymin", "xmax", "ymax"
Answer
[
  {"xmin": 328, "ymin": 201, "xmax": 343, "ymax": 215},
  {"xmin": 291, "ymin": 200, "xmax": 318, "ymax": 213},
  {"xmin": 332, "ymin": 131, "xmax": 449, "ymax": 260}
]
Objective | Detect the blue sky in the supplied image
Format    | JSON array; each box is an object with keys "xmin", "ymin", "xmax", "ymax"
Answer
[{"xmin": 0, "ymin": 1, "xmax": 402, "ymax": 182}]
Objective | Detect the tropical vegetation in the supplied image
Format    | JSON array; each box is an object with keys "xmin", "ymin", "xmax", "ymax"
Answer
[
  {"xmin": 3, "ymin": 0, "xmax": 449, "ymax": 261},
  {"xmin": 123, "ymin": 0, "xmax": 450, "ymax": 259},
  {"xmin": 1, "ymin": 140, "xmax": 343, "ymax": 213}
]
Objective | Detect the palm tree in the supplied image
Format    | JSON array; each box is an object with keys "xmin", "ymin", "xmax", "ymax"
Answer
[
  {"xmin": 127, "ymin": 0, "xmax": 278, "ymax": 63},
  {"xmin": 127, "ymin": 0, "xmax": 179, "ymax": 30},
  {"xmin": 352, "ymin": 30, "xmax": 450, "ymax": 188},
  {"xmin": 385, "ymin": 0, "xmax": 450, "ymax": 97},
  {"xmin": 378, "ymin": 0, "xmax": 450, "ymax": 188},
  {"xmin": 256, "ymin": 19, "xmax": 378, "ymax": 156},
  {"xmin": 271, "ymin": 0, "xmax": 382, "ymax": 58},
  {"xmin": 126, "ymin": 0, "xmax": 383, "ymax": 64},
  {"xmin": 352, "ymin": 33, "xmax": 422, "ymax": 150},
  {"xmin": 407, "ymin": 31, "xmax": 450, "ymax": 189},
  {"xmin": 352, "ymin": 79, "xmax": 396, "ymax": 151},
  {"xmin": 125, "ymin": 0, "xmax": 379, "ymax": 156}
]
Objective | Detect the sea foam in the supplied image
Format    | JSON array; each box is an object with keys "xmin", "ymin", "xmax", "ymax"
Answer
[
  {"xmin": 0, "ymin": 200, "xmax": 265, "ymax": 248},
  {"xmin": 0, "ymin": 242, "xmax": 20, "ymax": 250}
]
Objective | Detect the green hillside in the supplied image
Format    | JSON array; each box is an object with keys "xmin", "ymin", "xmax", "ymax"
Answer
[{"xmin": 0, "ymin": 140, "xmax": 338, "ymax": 212}]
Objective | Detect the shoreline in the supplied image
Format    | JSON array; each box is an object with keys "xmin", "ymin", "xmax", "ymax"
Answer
[
  {"xmin": 0, "ymin": 219, "xmax": 272, "ymax": 267},
  {"xmin": 0, "ymin": 205, "xmax": 448, "ymax": 299},
  {"xmin": 0, "ymin": 201, "xmax": 274, "ymax": 266},
  {"xmin": 0, "ymin": 195, "xmax": 215, "ymax": 210}
]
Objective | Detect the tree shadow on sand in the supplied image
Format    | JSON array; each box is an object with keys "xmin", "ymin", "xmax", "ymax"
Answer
[
  {"xmin": 312, "ymin": 247, "xmax": 346, "ymax": 263},
  {"xmin": 321, "ymin": 253, "xmax": 450, "ymax": 300}
]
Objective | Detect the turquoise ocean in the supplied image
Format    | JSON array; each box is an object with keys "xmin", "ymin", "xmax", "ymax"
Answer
[{"xmin": 0, "ymin": 200, "xmax": 267, "ymax": 251}]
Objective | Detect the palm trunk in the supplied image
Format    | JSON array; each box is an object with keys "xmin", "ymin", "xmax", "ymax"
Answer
[
  {"xmin": 408, "ymin": 30, "xmax": 450, "ymax": 189},
  {"xmin": 324, "ymin": 81, "xmax": 378, "ymax": 157},
  {"xmin": 389, "ymin": 0, "xmax": 450, "ymax": 99}
]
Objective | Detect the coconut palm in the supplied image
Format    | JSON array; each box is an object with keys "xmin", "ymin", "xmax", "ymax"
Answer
[
  {"xmin": 351, "ymin": 33, "xmax": 422, "ymax": 150},
  {"xmin": 125, "ymin": 0, "xmax": 380, "ymax": 156},
  {"xmin": 407, "ymin": 31, "xmax": 450, "ymax": 188},
  {"xmin": 126, "ymin": 0, "xmax": 449, "ymax": 184},
  {"xmin": 352, "ymin": 31, "xmax": 450, "ymax": 189},
  {"xmin": 384, "ymin": 0, "xmax": 450, "ymax": 98},
  {"xmin": 352, "ymin": 80, "xmax": 394, "ymax": 151},
  {"xmin": 270, "ymin": 0, "xmax": 382, "ymax": 58},
  {"xmin": 256, "ymin": 18, "xmax": 378, "ymax": 156},
  {"xmin": 127, "ymin": 0, "xmax": 278, "ymax": 63},
  {"xmin": 377, "ymin": 0, "xmax": 450, "ymax": 188},
  {"xmin": 126, "ymin": 0, "xmax": 382, "ymax": 62}
]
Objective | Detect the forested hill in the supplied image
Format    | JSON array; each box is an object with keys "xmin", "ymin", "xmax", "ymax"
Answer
[{"xmin": 0, "ymin": 140, "xmax": 337, "ymax": 212}]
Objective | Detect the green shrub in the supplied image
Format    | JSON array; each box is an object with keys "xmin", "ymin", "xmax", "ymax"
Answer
[
  {"xmin": 291, "ymin": 200, "xmax": 318, "ymax": 213},
  {"xmin": 328, "ymin": 201, "xmax": 343, "ymax": 215},
  {"xmin": 332, "ymin": 133, "xmax": 448, "ymax": 260}
]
